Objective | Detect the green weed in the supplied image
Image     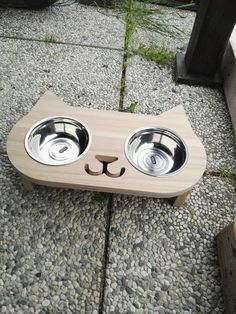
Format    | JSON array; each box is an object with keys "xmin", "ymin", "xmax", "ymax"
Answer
[
  {"xmin": 122, "ymin": 0, "xmax": 183, "ymax": 39},
  {"xmin": 123, "ymin": 60, "xmax": 130, "ymax": 69},
  {"xmin": 44, "ymin": 34, "xmax": 59, "ymax": 44},
  {"xmin": 124, "ymin": 101, "xmax": 138, "ymax": 113},
  {"xmin": 204, "ymin": 167, "xmax": 236, "ymax": 192},
  {"xmin": 132, "ymin": 2, "xmax": 172, "ymax": 36},
  {"xmin": 219, "ymin": 166, "xmax": 231, "ymax": 178},
  {"xmin": 116, "ymin": 79, "xmax": 126, "ymax": 90},
  {"xmin": 219, "ymin": 167, "xmax": 236, "ymax": 191},
  {"xmin": 132, "ymin": 44, "xmax": 175, "ymax": 65},
  {"xmin": 122, "ymin": 0, "xmax": 136, "ymax": 49}
]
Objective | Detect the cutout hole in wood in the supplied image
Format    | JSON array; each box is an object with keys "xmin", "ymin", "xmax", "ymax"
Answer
[
  {"xmin": 84, "ymin": 163, "xmax": 102, "ymax": 176},
  {"xmin": 96, "ymin": 155, "xmax": 118, "ymax": 163},
  {"xmin": 106, "ymin": 167, "xmax": 126, "ymax": 178},
  {"xmin": 85, "ymin": 155, "xmax": 125, "ymax": 177}
]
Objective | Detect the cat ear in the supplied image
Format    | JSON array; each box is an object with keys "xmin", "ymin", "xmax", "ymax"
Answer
[
  {"xmin": 32, "ymin": 91, "xmax": 67, "ymax": 113},
  {"xmin": 154, "ymin": 105, "xmax": 192, "ymax": 133}
]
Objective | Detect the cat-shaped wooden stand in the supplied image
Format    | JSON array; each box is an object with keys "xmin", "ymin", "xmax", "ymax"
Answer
[{"xmin": 7, "ymin": 92, "xmax": 207, "ymax": 207}]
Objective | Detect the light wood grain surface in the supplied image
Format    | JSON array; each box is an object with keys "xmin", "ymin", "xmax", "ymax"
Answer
[{"xmin": 7, "ymin": 92, "xmax": 207, "ymax": 198}]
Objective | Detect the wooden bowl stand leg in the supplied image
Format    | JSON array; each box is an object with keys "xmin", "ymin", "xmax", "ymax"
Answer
[
  {"xmin": 172, "ymin": 191, "xmax": 190, "ymax": 207},
  {"xmin": 21, "ymin": 175, "xmax": 36, "ymax": 191}
]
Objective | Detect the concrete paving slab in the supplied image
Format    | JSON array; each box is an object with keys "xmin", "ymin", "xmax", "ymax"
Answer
[
  {"xmin": 0, "ymin": 3, "xmax": 125, "ymax": 50},
  {"xmin": 124, "ymin": 56, "xmax": 236, "ymax": 173},
  {"xmin": 0, "ymin": 38, "xmax": 122, "ymax": 152},
  {"xmin": 131, "ymin": 5, "xmax": 195, "ymax": 52},
  {"xmin": 0, "ymin": 154, "xmax": 108, "ymax": 313},
  {"xmin": 104, "ymin": 177, "xmax": 236, "ymax": 313}
]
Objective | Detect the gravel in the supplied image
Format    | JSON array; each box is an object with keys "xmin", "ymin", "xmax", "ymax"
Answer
[
  {"xmin": 0, "ymin": 3, "xmax": 125, "ymax": 50},
  {"xmin": 104, "ymin": 177, "xmax": 236, "ymax": 313},
  {"xmin": 0, "ymin": 38, "xmax": 122, "ymax": 152},
  {"xmin": 0, "ymin": 155, "xmax": 107, "ymax": 313}
]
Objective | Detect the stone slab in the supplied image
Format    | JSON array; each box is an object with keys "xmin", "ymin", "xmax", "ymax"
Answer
[
  {"xmin": 0, "ymin": 38, "xmax": 122, "ymax": 152},
  {"xmin": 221, "ymin": 26, "xmax": 236, "ymax": 137},
  {"xmin": 104, "ymin": 177, "xmax": 236, "ymax": 313},
  {"xmin": 0, "ymin": 154, "xmax": 108, "ymax": 313},
  {"xmin": 124, "ymin": 55, "xmax": 236, "ymax": 173},
  {"xmin": 0, "ymin": 3, "xmax": 125, "ymax": 50}
]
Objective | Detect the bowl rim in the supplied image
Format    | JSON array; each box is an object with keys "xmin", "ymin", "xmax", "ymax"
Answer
[
  {"xmin": 124, "ymin": 126, "xmax": 189, "ymax": 177},
  {"xmin": 24, "ymin": 115, "xmax": 92, "ymax": 166}
]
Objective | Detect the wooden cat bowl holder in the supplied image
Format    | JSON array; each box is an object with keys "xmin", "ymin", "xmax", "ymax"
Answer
[{"xmin": 7, "ymin": 92, "xmax": 207, "ymax": 207}]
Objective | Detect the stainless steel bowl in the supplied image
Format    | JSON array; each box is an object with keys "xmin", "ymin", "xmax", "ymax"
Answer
[
  {"xmin": 25, "ymin": 116, "xmax": 91, "ymax": 165},
  {"xmin": 125, "ymin": 127, "xmax": 188, "ymax": 177}
]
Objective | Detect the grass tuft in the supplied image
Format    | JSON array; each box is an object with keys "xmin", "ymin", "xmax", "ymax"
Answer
[
  {"xmin": 44, "ymin": 34, "xmax": 59, "ymax": 44},
  {"xmin": 204, "ymin": 167, "xmax": 236, "ymax": 192},
  {"xmin": 132, "ymin": 44, "xmax": 175, "ymax": 65},
  {"xmin": 219, "ymin": 167, "xmax": 236, "ymax": 191},
  {"xmin": 124, "ymin": 101, "xmax": 138, "ymax": 113},
  {"xmin": 124, "ymin": 0, "xmax": 183, "ymax": 38},
  {"xmin": 219, "ymin": 166, "xmax": 231, "ymax": 178}
]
